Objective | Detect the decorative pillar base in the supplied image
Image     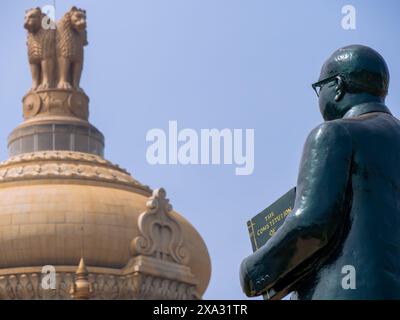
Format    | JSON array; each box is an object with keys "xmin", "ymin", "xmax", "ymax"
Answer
[{"xmin": 8, "ymin": 89, "xmax": 104, "ymax": 157}]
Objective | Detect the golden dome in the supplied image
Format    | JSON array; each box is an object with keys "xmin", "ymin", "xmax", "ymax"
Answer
[{"xmin": 0, "ymin": 151, "xmax": 211, "ymax": 298}]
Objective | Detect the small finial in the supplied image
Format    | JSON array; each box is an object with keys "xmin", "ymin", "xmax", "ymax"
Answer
[
  {"xmin": 70, "ymin": 257, "xmax": 93, "ymax": 300},
  {"xmin": 77, "ymin": 257, "xmax": 88, "ymax": 276}
]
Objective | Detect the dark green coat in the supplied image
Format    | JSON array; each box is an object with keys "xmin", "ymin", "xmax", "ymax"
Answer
[{"xmin": 241, "ymin": 102, "xmax": 400, "ymax": 299}]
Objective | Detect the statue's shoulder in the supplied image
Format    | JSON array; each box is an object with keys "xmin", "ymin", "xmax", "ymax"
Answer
[{"xmin": 306, "ymin": 120, "xmax": 352, "ymax": 147}]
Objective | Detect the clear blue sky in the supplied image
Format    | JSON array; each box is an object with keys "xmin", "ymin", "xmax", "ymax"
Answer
[{"xmin": 0, "ymin": 0, "xmax": 399, "ymax": 299}]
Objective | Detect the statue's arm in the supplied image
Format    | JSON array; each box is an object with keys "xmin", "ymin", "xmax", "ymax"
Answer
[{"xmin": 240, "ymin": 121, "xmax": 353, "ymax": 297}]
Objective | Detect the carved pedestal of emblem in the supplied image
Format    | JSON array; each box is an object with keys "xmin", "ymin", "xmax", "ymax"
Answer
[{"xmin": 23, "ymin": 89, "xmax": 89, "ymax": 120}]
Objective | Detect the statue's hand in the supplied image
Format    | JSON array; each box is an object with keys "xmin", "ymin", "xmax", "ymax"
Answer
[
  {"xmin": 240, "ymin": 259, "xmax": 257, "ymax": 297},
  {"xmin": 240, "ymin": 249, "xmax": 277, "ymax": 297}
]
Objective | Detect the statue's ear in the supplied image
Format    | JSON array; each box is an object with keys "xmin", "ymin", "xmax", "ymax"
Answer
[{"xmin": 335, "ymin": 76, "xmax": 346, "ymax": 102}]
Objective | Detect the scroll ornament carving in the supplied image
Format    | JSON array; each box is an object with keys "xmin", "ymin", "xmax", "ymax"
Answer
[{"xmin": 132, "ymin": 188, "xmax": 190, "ymax": 265}]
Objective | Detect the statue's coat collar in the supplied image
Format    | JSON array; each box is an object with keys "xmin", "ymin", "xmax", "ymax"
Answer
[{"xmin": 343, "ymin": 102, "xmax": 392, "ymax": 119}]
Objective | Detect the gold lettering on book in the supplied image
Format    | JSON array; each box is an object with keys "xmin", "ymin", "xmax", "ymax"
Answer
[{"xmin": 256, "ymin": 207, "xmax": 292, "ymax": 237}]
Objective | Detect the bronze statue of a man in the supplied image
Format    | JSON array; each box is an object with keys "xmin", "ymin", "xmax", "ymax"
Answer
[{"xmin": 240, "ymin": 45, "xmax": 400, "ymax": 299}]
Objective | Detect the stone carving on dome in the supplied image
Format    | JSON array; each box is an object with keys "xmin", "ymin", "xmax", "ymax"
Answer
[
  {"xmin": 132, "ymin": 188, "xmax": 190, "ymax": 265},
  {"xmin": 3, "ymin": 151, "xmax": 113, "ymax": 168},
  {"xmin": 0, "ymin": 271, "xmax": 197, "ymax": 300},
  {"xmin": 133, "ymin": 274, "xmax": 197, "ymax": 299},
  {"xmin": 0, "ymin": 163, "xmax": 144, "ymax": 189},
  {"xmin": 90, "ymin": 274, "xmax": 119, "ymax": 299},
  {"xmin": 0, "ymin": 151, "xmax": 151, "ymax": 192}
]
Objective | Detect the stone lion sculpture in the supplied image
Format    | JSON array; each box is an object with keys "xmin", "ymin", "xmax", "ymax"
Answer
[
  {"xmin": 56, "ymin": 7, "xmax": 88, "ymax": 91},
  {"xmin": 24, "ymin": 7, "xmax": 56, "ymax": 91}
]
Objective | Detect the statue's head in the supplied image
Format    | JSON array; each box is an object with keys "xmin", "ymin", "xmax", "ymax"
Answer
[
  {"xmin": 69, "ymin": 7, "xmax": 87, "ymax": 32},
  {"xmin": 24, "ymin": 7, "xmax": 43, "ymax": 33},
  {"xmin": 312, "ymin": 45, "xmax": 390, "ymax": 121}
]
